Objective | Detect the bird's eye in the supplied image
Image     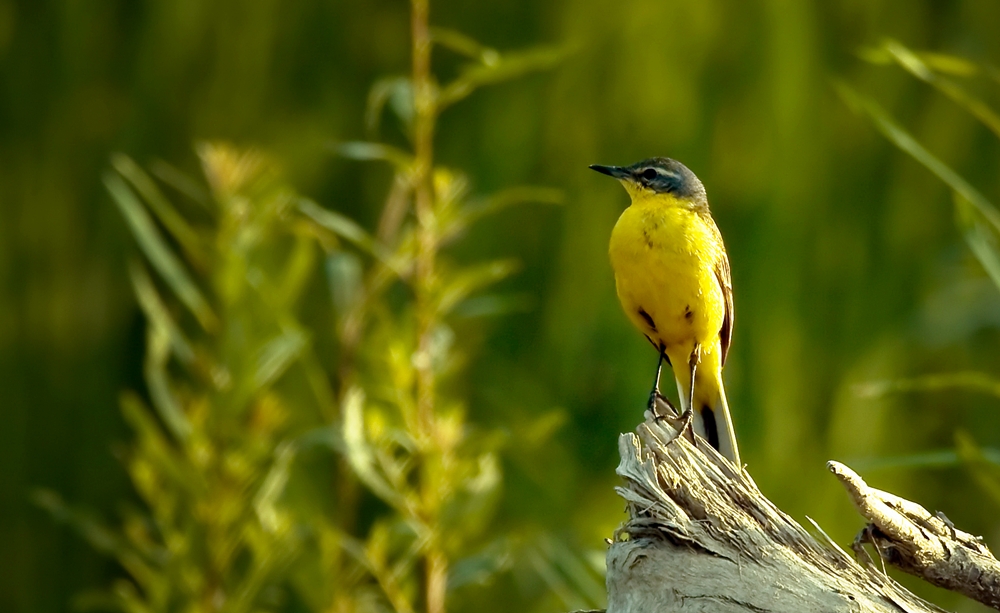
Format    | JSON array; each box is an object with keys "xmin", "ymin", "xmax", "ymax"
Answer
[{"xmin": 641, "ymin": 168, "xmax": 658, "ymax": 181}]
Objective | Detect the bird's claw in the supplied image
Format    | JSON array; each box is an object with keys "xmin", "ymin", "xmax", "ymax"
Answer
[
  {"xmin": 653, "ymin": 406, "xmax": 695, "ymax": 447},
  {"xmin": 648, "ymin": 390, "xmax": 678, "ymax": 419}
]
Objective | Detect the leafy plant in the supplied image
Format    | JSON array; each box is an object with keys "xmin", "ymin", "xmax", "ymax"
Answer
[{"xmin": 36, "ymin": 2, "xmax": 600, "ymax": 613}]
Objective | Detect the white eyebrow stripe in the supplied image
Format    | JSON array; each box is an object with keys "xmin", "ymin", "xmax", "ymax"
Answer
[{"xmin": 653, "ymin": 168, "xmax": 679, "ymax": 181}]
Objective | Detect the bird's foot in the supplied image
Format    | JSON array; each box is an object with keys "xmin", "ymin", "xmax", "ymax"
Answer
[
  {"xmin": 654, "ymin": 406, "xmax": 695, "ymax": 447},
  {"xmin": 648, "ymin": 390, "xmax": 678, "ymax": 419}
]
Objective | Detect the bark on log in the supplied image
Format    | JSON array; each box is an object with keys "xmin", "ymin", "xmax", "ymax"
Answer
[
  {"xmin": 606, "ymin": 414, "xmax": 948, "ymax": 612},
  {"xmin": 830, "ymin": 461, "xmax": 1000, "ymax": 609}
]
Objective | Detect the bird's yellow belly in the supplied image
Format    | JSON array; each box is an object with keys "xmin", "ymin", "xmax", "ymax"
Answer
[{"xmin": 608, "ymin": 205, "xmax": 724, "ymax": 353}]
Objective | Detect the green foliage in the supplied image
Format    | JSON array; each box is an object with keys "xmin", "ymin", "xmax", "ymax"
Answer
[
  {"xmin": 36, "ymin": 7, "xmax": 591, "ymax": 613},
  {"xmin": 12, "ymin": 4, "xmax": 1000, "ymax": 613},
  {"xmin": 843, "ymin": 39, "xmax": 1000, "ymax": 476}
]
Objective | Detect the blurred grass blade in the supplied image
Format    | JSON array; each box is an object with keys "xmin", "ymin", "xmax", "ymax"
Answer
[
  {"xmin": 32, "ymin": 489, "xmax": 124, "ymax": 555},
  {"xmin": 851, "ymin": 447, "xmax": 1000, "ymax": 472},
  {"xmin": 366, "ymin": 77, "xmax": 414, "ymax": 134},
  {"xmin": 452, "ymin": 293, "xmax": 534, "ymax": 318},
  {"xmin": 149, "ymin": 158, "xmax": 211, "ymax": 208},
  {"xmin": 276, "ymin": 235, "xmax": 317, "ymax": 310},
  {"xmin": 849, "ymin": 450, "xmax": 962, "ymax": 472},
  {"xmin": 341, "ymin": 387, "xmax": 405, "ymax": 509},
  {"xmin": 854, "ymin": 371, "xmax": 1000, "ymax": 399},
  {"xmin": 437, "ymin": 45, "xmax": 568, "ymax": 111},
  {"xmin": 326, "ymin": 251, "xmax": 364, "ymax": 319},
  {"xmin": 860, "ymin": 39, "xmax": 1000, "ymax": 90},
  {"xmin": 858, "ymin": 43, "xmax": 980, "ymax": 77},
  {"xmin": 449, "ymin": 538, "xmax": 511, "ymax": 590},
  {"xmin": 438, "ymin": 260, "xmax": 520, "ymax": 315},
  {"xmin": 254, "ymin": 328, "xmax": 308, "ymax": 391},
  {"xmin": 838, "ymin": 81, "xmax": 1000, "ymax": 292},
  {"xmin": 882, "ymin": 40, "xmax": 1000, "ymax": 139},
  {"xmin": 333, "ymin": 141, "xmax": 413, "ymax": 169},
  {"xmin": 526, "ymin": 540, "xmax": 593, "ymax": 611},
  {"xmin": 145, "ymin": 321, "xmax": 191, "ymax": 442},
  {"xmin": 299, "ymin": 198, "xmax": 391, "ymax": 261},
  {"xmin": 443, "ymin": 186, "xmax": 563, "ymax": 241},
  {"xmin": 837, "ymin": 84, "xmax": 1000, "ymax": 250},
  {"xmin": 916, "ymin": 51, "xmax": 980, "ymax": 77},
  {"xmin": 955, "ymin": 192, "xmax": 1000, "ymax": 291},
  {"xmin": 119, "ymin": 392, "xmax": 201, "ymax": 494},
  {"xmin": 955, "ymin": 430, "xmax": 1000, "ymax": 507},
  {"xmin": 254, "ymin": 441, "xmax": 297, "ymax": 534},
  {"xmin": 128, "ymin": 260, "xmax": 195, "ymax": 366},
  {"xmin": 32, "ymin": 490, "xmax": 156, "ymax": 589},
  {"xmin": 112, "ymin": 154, "xmax": 207, "ymax": 265},
  {"xmin": 105, "ymin": 171, "xmax": 218, "ymax": 331},
  {"xmin": 430, "ymin": 27, "xmax": 500, "ymax": 65}
]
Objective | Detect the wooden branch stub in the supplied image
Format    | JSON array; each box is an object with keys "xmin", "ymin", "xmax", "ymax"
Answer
[
  {"xmin": 607, "ymin": 415, "xmax": 944, "ymax": 613},
  {"xmin": 830, "ymin": 460, "xmax": 1000, "ymax": 610}
]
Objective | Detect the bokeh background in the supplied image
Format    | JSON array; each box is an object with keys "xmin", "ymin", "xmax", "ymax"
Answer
[{"xmin": 5, "ymin": 1, "xmax": 1000, "ymax": 612}]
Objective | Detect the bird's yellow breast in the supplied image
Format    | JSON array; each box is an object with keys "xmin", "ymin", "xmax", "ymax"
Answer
[{"xmin": 608, "ymin": 195, "xmax": 725, "ymax": 354}]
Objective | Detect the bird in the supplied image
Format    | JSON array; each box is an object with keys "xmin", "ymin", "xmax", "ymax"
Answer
[{"xmin": 590, "ymin": 158, "xmax": 740, "ymax": 466}]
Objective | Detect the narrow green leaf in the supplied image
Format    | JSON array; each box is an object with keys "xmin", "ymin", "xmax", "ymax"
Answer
[
  {"xmin": 918, "ymin": 51, "xmax": 981, "ymax": 77},
  {"xmin": 836, "ymin": 83, "xmax": 995, "ymax": 216},
  {"xmin": 443, "ymin": 185, "xmax": 563, "ymax": 241},
  {"xmin": 119, "ymin": 392, "xmax": 202, "ymax": 495},
  {"xmin": 32, "ymin": 489, "xmax": 157, "ymax": 590},
  {"xmin": 540, "ymin": 537, "xmax": 607, "ymax": 609},
  {"xmin": 112, "ymin": 154, "xmax": 207, "ymax": 264},
  {"xmin": 854, "ymin": 371, "xmax": 1000, "ymax": 399},
  {"xmin": 276, "ymin": 234, "xmax": 316, "ymax": 310},
  {"xmin": 437, "ymin": 45, "xmax": 568, "ymax": 111},
  {"xmin": 254, "ymin": 328, "xmax": 308, "ymax": 391},
  {"xmin": 254, "ymin": 441, "xmax": 297, "ymax": 534},
  {"xmin": 438, "ymin": 260, "xmax": 520, "ymax": 315},
  {"xmin": 849, "ymin": 447, "xmax": 1000, "ymax": 472},
  {"xmin": 858, "ymin": 42, "xmax": 981, "ymax": 77},
  {"xmin": 849, "ymin": 450, "xmax": 962, "ymax": 472},
  {"xmin": 955, "ymin": 193, "xmax": 1000, "ymax": 292},
  {"xmin": 128, "ymin": 260, "xmax": 195, "ymax": 366},
  {"xmin": 298, "ymin": 198, "xmax": 379, "ymax": 255},
  {"xmin": 333, "ymin": 141, "xmax": 413, "ymax": 169},
  {"xmin": 149, "ymin": 158, "xmax": 211, "ymax": 209},
  {"xmin": 144, "ymin": 322, "xmax": 191, "ymax": 442},
  {"xmin": 835, "ymin": 82, "xmax": 1000, "ymax": 287},
  {"xmin": 430, "ymin": 27, "xmax": 500, "ymax": 66},
  {"xmin": 341, "ymin": 387, "xmax": 406, "ymax": 509},
  {"xmin": 32, "ymin": 489, "xmax": 123, "ymax": 554},
  {"xmin": 365, "ymin": 77, "xmax": 414, "ymax": 134},
  {"xmin": 326, "ymin": 251, "xmax": 364, "ymax": 318},
  {"xmin": 882, "ymin": 40, "xmax": 1000, "ymax": 139},
  {"xmin": 449, "ymin": 538, "xmax": 511, "ymax": 590},
  {"xmin": 105, "ymin": 171, "xmax": 218, "ymax": 331},
  {"xmin": 452, "ymin": 293, "xmax": 535, "ymax": 318}
]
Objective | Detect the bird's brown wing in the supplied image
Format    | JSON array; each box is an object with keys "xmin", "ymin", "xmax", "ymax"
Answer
[{"xmin": 714, "ymin": 250, "xmax": 734, "ymax": 366}]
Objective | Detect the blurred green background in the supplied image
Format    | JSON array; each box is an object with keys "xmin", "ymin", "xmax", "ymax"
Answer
[{"xmin": 5, "ymin": 1, "xmax": 1000, "ymax": 612}]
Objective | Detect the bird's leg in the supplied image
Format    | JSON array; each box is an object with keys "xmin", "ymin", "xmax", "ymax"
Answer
[
  {"xmin": 657, "ymin": 344, "xmax": 699, "ymax": 447},
  {"xmin": 649, "ymin": 347, "xmax": 679, "ymax": 418},
  {"xmin": 647, "ymin": 348, "xmax": 665, "ymax": 411},
  {"xmin": 675, "ymin": 344, "xmax": 699, "ymax": 442}
]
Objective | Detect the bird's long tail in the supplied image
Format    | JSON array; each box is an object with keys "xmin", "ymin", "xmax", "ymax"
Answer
[{"xmin": 674, "ymin": 366, "xmax": 740, "ymax": 466}]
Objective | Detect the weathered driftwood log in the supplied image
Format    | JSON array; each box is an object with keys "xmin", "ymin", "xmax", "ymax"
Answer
[
  {"xmin": 830, "ymin": 461, "xmax": 1000, "ymax": 609},
  {"xmin": 607, "ymin": 414, "xmax": 946, "ymax": 612}
]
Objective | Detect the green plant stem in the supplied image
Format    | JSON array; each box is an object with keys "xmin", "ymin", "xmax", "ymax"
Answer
[
  {"xmin": 411, "ymin": 0, "xmax": 437, "ymax": 437},
  {"xmin": 410, "ymin": 3, "xmax": 448, "ymax": 613}
]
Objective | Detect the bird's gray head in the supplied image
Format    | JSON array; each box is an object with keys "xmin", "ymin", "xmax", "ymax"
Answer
[{"xmin": 589, "ymin": 157, "xmax": 706, "ymax": 204}]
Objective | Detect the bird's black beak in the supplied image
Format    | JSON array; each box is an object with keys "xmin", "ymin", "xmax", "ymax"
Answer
[{"xmin": 589, "ymin": 164, "xmax": 630, "ymax": 180}]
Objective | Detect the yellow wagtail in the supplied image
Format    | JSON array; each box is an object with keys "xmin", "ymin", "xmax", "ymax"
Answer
[{"xmin": 590, "ymin": 158, "xmax": 739, "ymax": 465}]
